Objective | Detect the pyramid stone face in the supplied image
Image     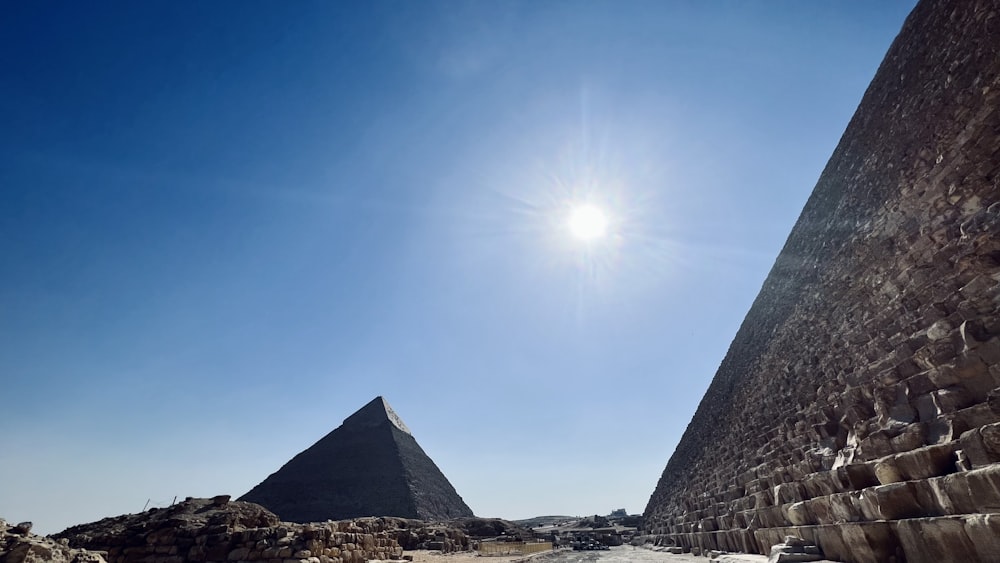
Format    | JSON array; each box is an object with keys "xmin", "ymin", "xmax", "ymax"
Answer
[
  {"xmin": 240, "ymin": 397, "xmax": 473, "ymax": 522},
  {"xmin": 643, "ymin": 0, "xmax": 1000, "ymax": 559}
]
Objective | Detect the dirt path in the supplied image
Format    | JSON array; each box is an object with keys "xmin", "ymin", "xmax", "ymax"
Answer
[{"xmin": 398, "ymin": 546, "xmax": 715, "ymax": 563}]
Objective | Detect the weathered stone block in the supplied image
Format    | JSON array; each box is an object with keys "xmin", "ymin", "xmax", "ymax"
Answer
[
  {"xmin": 785, "ymin": 503, "xmax": 813, "ymax": 526},
  {"xmin": 844, "ymin": 463, "xmax": 879, "ymax": 490},
  {"xmin": 895, "ymin": 443, "xmax": 955, "ymax": 480},
  {"xmin": 642, "ymin": 2, "xmax": 1000, "ymax": 559},
  {"xmin": 964, "ymin": 464, "xmax": 1000, "ymax": 512},
  {"xmin": 890, "ymin": 423, "xmax": 927, "ymax": 452},
  {"xmin": 963, "ymin": 513, "xmax": 1000, "ymax": 560},
  {"xmin": 867, "ymin": 482, "xmax": 925, "ymax": 520},
  {"xmin": 828, "ymin": 493, "xmax": 865, "ymax": 523},
  {"xmin": 838, "ymin": 522, "xmax": 898, "ymax": 563},
  {"xmin": 958, "ymin": 427, "xmax": 1000, "ymax": 468},
  {"xmin": 895, "ymin": 517, "xmax": 980, "ymax": 563},
  {"xmin": 873, "ymin": 458, "xmax": 904, "ymax": 485}
]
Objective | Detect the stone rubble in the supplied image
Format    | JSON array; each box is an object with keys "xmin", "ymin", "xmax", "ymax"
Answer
[
  {"xmin": 765, "ymin": 536, "xmax": 822, "ymax": 563},
  {"xmin": 53, "ymin": 497, "xmax": 406, "ymax": 563},
  {"xmin": 1, "ymin": 518, "xmax": 107, "ymax": 563}
]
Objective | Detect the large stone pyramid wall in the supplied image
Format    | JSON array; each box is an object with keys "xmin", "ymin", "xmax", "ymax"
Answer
[
  {"xmin": 643, "ymin": 1, "xmax": 1000, "ymax": 561},
  {"xmin": 240, "ymin": 397, "xmax": 473, "ymax": 522}
]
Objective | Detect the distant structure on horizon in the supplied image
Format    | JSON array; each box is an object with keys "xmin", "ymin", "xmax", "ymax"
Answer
[{"xmin": 240, "ymin": 396, "xmax": 474, "ymax": 522}]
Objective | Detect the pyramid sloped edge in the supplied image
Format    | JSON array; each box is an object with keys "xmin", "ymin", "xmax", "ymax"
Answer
[{"xmin": 239, "ymin": 397, "xmax": 471, "ymax": 521}]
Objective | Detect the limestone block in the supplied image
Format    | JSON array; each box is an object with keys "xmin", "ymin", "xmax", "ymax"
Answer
[
  {"xmin": 977, "ymin": 337, "xmax": 1000, "ymax": 365},
  {"xmin": 957, "ymin": 369, "xmax": 998, "ymax": 402},
  {"xmin": 867, "ymin": 482, "xmax": 925, "ymax": 520},
  {"xmin": 928, "ymin": 472, "xmax": 978, "ymax": 515},
  {"xmin": 205, "ymin": 544, "xmax": 231, "ymax": 560},
  {"xmin": 853, "ymin": 489, "xmax": 881, "ymax": 522},
  {"xmin": 980, "ymin": 422, "xmax": 1000, "ymax": 455},
  {"xmin": 802, "ymin": 498, "xmax": 832, "ymax": 526},
  {"xmin": 889, "ymin": 423, "xmax": 927, "ymax": 452},
  {"xmin": 774, "ymin": 482, "xmax": 805, "ymax": 505},
  {"xmin": 927, "ymin": 364, "xmax": 961, "ymax": 388},
  {"xmin": 926, "ymin": 414, "xmax": 966, "ymax": 444},
  {"xmin": 910, "ymin": 476, "xmax": 943, "ymax": 517},
  {"xmin": 829, "ymin": 492, "xmax": 862, "ymax": 523},
  {"xmin": 859, "ymin": 431, "xmax": 894, "ymax": 459},
  {"xmin": 800, "ymin": 472, "xmax": 833, "ymax": 498},
  {"xmin": 927, "ymin": 319, "xmax": 954, "ymax": 341},
  {"xmin": 914, "ymin": 393, "xmax": 940, "ymax": 422},
  {"xmin": 752, "ymin": 489, "xmax": 774, "ymax": 508},
  {"xmin": 803, "ymin": 526, "xmax": 848, "ymax": 563},
  {"xmin": 894, "ymin": 443, "xmax": 955, "ymax": 480},
  {"xmin": 935, "ymin": 386, "xmax": 974, "ymax": 413},
  {"xmin": 837, "ymin": 522, "xmax": 898, "ymax": 563},
  {"xmin": 958, "ymin": 427, "xmax": 1000, "ymax": 468},
  {"xmin": 894, "ymin": 517, "xmax": 980, "ymax": 563},
  {"xmin": 962, "ymin": 513, "xmax": 1000, "ymax": 560},
  {"xmin": 768, "ymin": 552, "xmax": 822, "ymax": 563},
  {"xmin": 913, "ymin": 341, "xmax": 960, "ymax": 370},
  {"xmin": 3, "ymin": 543, "xmax": 63, "ymax": 563},
  {"xmin": 963, "ymin": 464, "xmax": 1000, "ymax": 512},
  {"xmin": 844, "ymin": 463, "xmax": 879, "ymax": 490},
  {"xmin": 873, "ymin": 458, "xmax": 904, "ymax": 485},
  {"xmin": 785, "ymin": 503, "xmax": 813, "ymax": 526},
  {"xmin": 949, "ymin": 355, "xmax": 990, "ymax": 381}
]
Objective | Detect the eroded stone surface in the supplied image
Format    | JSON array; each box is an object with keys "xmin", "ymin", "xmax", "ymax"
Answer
[
  {"xmin": 643, "ymin": 0, "xmax": 1000, "ymax": 560},
  {"xmin": 53, "ymin": 497, "xmax": 407, "ymax": 563},
  {"xmin": 0, "ymin": 517, "xmax": 107, "ymax": 563}
]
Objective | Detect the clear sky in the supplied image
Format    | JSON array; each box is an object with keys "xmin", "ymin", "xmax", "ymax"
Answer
[{"xmin": 2, "ymin": 1, "xmax": 916, "ymax": 534}]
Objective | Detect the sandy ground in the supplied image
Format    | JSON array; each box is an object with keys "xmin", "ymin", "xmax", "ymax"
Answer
[
  {"xmin": 398, "ymin": 550, "xmax": 528, "ymax": 563},
  {"xmin": 397, "ymin": 546, "xmax": 723, "ymax": 563}
]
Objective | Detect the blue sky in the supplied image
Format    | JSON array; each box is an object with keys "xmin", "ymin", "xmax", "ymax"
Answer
[{"xmin": 1, "ymin": 1, "xmax": 916, "ymax": 534}]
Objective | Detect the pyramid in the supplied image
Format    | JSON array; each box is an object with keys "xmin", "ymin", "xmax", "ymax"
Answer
[{"xmin": 239, "ymin": 396, "xmax": 474, "ymax": 522}]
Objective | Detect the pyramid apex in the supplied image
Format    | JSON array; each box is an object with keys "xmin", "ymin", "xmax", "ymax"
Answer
[{"xmin": 343, "ymin": 396, "xmax": 412, "ymax": 435}]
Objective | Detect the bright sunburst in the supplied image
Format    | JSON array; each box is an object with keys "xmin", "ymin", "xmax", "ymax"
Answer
[{"xmin": 567, "ymin": 204, "xmax": 608, "ymax": 240}]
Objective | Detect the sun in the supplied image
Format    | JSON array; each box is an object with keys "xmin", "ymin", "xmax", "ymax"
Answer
[{"xmin": 567, "ymin": 204, "xmax": 608, "ymax": 240}]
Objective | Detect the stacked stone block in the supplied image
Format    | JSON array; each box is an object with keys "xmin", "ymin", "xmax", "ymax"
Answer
[
  {"xmin": 1, "ymin": 519, "xmax": 107, "ymax": 563},
  {"xmin": 644, "ymin": 1, "xmax": 1000, "ymax": 561},
  {"xmin": 56, "ymin": 498, "xmax": 404, "ymax": 563}
]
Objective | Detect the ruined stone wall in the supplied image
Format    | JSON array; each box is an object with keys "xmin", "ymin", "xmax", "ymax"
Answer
[
  {"xmin": 1, "ymin": 519, "xmax": 107, "ymax": 563},
  {"xmin": 644, "ymin": 1, "xmax": 1000, "ymax": 562},
  {"xmin": 91, "ymin": 520, "xmax": 401, "ymax": 563},
  {"xmin": 55, "ymin": 498, "xmax": 405, "ymax": 563}
]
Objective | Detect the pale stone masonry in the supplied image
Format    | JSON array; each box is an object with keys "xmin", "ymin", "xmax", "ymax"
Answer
[
  {"xmin": 643, "ymin": 1, "xmax": 1000, "ymax": 562},
  {"xmin": 1, "ymin": 518, "xmax": 107, "ymax": 563}
]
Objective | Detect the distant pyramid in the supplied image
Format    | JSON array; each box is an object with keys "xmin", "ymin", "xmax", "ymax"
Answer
[{"xmin": 239, "ymin": 396, "xmax": 474, "ymax": 522}]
